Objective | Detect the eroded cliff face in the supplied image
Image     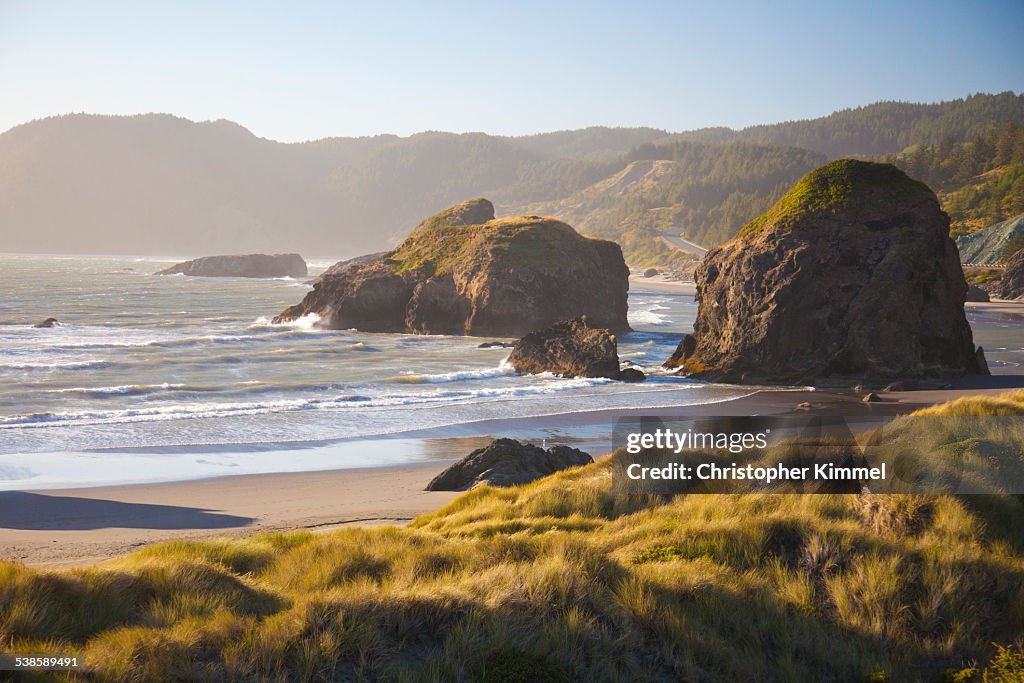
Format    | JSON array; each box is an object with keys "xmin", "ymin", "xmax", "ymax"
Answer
[
  {"xmin": 275, "ymin": 199, "xmax": 630, "ymax": 337},
  {"xmin": 999, "ymin": 250, "xmax": 1024, "ymax": 300},
  {"xmin": 669, "ymin": 160, "xmax": 986, "ymax": 384}
]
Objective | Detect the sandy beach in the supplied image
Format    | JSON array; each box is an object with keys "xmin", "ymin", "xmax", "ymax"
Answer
[
  {"xmin": 9, "ymin": 382, "xmax": 1023, "ymax": 567},
  {"xmin": 0, "ymin": 460, "xmax": 460, "ymax": 568},
  {"xmin": 629, "ymin": 273, "xmax": 697, "ymax": 294}
]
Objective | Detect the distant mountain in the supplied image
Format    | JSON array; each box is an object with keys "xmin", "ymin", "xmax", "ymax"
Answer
[
  {"xmin": 957, "ymin": 213, "xmax": 1024, "ymax": 264},
  {"xmin": 0, "ymin": 114, "xmax": 397, "ymax": 256},
  {"xmin": 1, "ymin": 92, "xmax": 1021, "ymax": 260}
]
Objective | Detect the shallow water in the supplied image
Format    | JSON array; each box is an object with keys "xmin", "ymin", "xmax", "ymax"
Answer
[
  {"xmin": 0, "ymin": 254, "xmax": 749, "ymax": 458},
  {"xmin": 2, "ymin": 254, "xmax": 1020, "ymax": 488}
]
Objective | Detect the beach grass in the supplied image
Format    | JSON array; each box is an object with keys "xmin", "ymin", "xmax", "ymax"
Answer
[{"xmin": 2, "ymin": 392, "xmax": 1024, "ymax": 681}]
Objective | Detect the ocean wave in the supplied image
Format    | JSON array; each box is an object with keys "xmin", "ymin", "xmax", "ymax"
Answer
[
  {"xmin": 12, "ymin": 333, "xmax": 260, "ymax": 351},
  {"xmin": 249, "ymin": 313, "xmax": 322, "ymax": 331},
  {"xmin": 49, "ymin": 382, "xmax": 187, "ymax": 397},
  {"xmin": 0, "ymin": 359, "xmax": 113, "ymax": 371},
  {"xmin": 628, "ymin": 309, "xmax": 671, "ymax": 326},
  {"xmin": 391, "ymin": 362, "xmax": 515, "ymax": 383},
  {"xmin": 0, "ymin": 376, "xmax": 623, "ymax": 429}
]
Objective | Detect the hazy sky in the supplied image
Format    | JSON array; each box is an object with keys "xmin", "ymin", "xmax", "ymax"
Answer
[{"xmin": 2, "ymin": 0, "xmax": 1022, "ymax": 142}]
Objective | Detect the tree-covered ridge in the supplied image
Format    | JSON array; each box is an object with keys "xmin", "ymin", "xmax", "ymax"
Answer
[
  {"xmin": 676, "ymin": 91, "xmax": 1024, "ymax": 158},
  {"xmin": 1, "ymin": 93, "xmax": 1021, "ymax": 258},
  {"xmin": 881, "ymin": 122, "xmax": 1024, "ymax": 234},
  {"xmin": 515, "ymin": 141, "xmax": 826, "ymax": 253}
]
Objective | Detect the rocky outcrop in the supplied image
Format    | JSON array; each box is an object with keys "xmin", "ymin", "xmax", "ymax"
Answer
[
  {"xmin": 663, "ymin": 334, "xmax": 696, "ymax": 370},
  {"xmin": 619, "ymin": 367, "xmax": 646, "ymax": 381},
  {"xmin": 273, "ymin": 199, "xmax": 630, "ymax": 336},
  {"xmin": 315, "ymin": 252, "xmax": 387, "ymax": 282},
  {"xmin": 999, "ymin": 249, "xmax": 1024, "ymax": 299},
  {"xmin": 673, "ymin": 160, "xmax": 986, "ymax": 384},
  {"xmin": 507, "ymin": 317, "xmax": 621, "ymax": 379},
  {"xmin": 32, "ymin": 317, "xmax": 60, "ymax": 328},
  {"xmin": 156, "ymin": 254, "xmax": 307, "ymax": 278},
  {"xmin": 956, "ymin": 212, "xmax": 1024, "ymax": 265},
  {"xmin": 965, "ymin": 284, "xmax": 991, "ymax": 302},
  {"xmin": 425, "ymin": 438, "xmax": 592, "ymax": 490}
]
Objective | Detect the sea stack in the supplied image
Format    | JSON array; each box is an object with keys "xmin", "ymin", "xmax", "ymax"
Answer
[
  {"xmin": 666, "ymin": 159, "xmax": 987, "ymax": 384},
  {"xmin": 156, "ymin": 253, "xmax": 307, "ymax": 278},
  {"xmin": 274, "ymin": 198, "xmax": 630, "ymax": 336},
  {"xmin": 507, "ymin": 317, "xmax": 622, "ymax": 379}
]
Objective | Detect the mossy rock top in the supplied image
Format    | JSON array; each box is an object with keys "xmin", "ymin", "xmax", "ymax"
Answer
[
  {"xmin": 738, "ymin": 159, "xmax": 934, "ymax": 239},
  {"xmin": 388, "ymin": 200, "xmax": 585, "ymax": 277}
]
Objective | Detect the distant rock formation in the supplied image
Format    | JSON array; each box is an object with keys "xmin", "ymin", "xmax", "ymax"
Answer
[
  {"xmin": 643, "ymin": 268, "xmax": 659, "ymax": 278},
  {"xmin": 956, "ymin": 212, "xmax": 1024, "ymax": 265},
  {"xmin": 965, "ymin": 284, "xmax": 991, "ymax": 302},
  {"xmin": 425, "ymin": 438, "xmax": 592, "ymax": 490},
  {"xmin": 32, "ymin": 317, "xmax": 60, "ymax": 328},
  {"xmin": 671, "ymin": 160, "xmax": 987, "ymax": 384},
  {"xmin": 999, "ymin": 250, "xmax": 1024, "ymax": 299},
  {"xmin": 274, "ymin": 199, "xmax": 630, "ymax": 336},
  {"xmin": 507, "ymin": 317, "xmax": 622, "ymax": 379},
  {"xmin": 156, "ymin": 254, "xmax": 307, "ymax": 278}
]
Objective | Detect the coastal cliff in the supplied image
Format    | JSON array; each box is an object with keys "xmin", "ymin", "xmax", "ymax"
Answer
[
  {"xmin": 667, "ymin": 159, "xmax": 986, "ymax": 384},
  {"xmin": 1000, "ymin": 249, "xmax": 1024, "ymax": 299},
  {"xmin": 275, "ymin": 198, "xmax": 630, "ymax": 336}
]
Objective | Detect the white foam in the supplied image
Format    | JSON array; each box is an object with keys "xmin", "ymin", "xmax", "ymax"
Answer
[
  {"xmin": 249, "ymin": 313, "xmax": 323, "ymax": 331},
  {"xmin": 0, "ymin": 375, "xmax": 624, "ymax": 429},
  {"xmin": 392, "ymin": 363, "xmax": 515, "ymax": 383},
  {"xmin": 628, "ymin": 309, "xmax": 671, "ymax": 326},
  {"xmin": 48, "ymin": 382, "xmax": 186, "ymax": 397},
  {"xmin": 0, "ymin": 359, "xmax": 112, "ymax": 371}
]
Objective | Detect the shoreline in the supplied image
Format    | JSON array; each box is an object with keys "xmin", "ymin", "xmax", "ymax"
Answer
[{"xmin": 3, "ymin": 383, "xmax": 1012, "ymax": 568}]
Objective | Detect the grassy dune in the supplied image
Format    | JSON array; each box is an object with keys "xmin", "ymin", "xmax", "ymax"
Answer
[{"xmin": 3, "ymin": 394, "xmax": 1024, "ymax": 681}]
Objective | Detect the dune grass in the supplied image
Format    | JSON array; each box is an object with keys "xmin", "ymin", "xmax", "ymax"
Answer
[{"xmin": 3, "ymin": 393, "xmax": 1024, "ymax": 681}]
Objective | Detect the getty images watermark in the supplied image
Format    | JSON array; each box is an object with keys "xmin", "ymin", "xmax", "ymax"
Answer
[{"xmin": 611, "ymin": 415, "xmax": 1024, "ymax": 495}]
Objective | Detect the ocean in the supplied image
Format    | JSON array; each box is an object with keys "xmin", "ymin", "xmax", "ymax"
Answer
[{"xmin": 1, "ymin": 254, "xmax": 1021, "ymax": 489}]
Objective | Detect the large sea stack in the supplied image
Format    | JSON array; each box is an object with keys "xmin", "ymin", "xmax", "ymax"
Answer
[
  {"xmin": 156, "ymin": 253, "xmax": 307, "ymax": 278},
  {"xmin": 274, "ymin": 198, "xmax": 630, "ymax": 336},
  {"xmin": 667, "ymin": 159, "xmax": 986, "ymax": 384}
]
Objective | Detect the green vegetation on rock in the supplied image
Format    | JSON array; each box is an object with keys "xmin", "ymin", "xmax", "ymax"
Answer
[
  {"xmin": 387, "ymin": 207, "xmax": 581, "ymax": 279},
  {"xmin": 738, "ymin": 159, "xmax": 933, "ymax": 239}
]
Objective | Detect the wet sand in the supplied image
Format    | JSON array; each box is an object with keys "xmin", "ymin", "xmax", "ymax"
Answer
[{"xmin": 0, "ymin": 385, "xmax": 969, "ymax": 568}]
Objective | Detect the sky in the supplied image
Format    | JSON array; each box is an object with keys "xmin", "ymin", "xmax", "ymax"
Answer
[{"xmin": 1, "ymin": 0, "xmax": 1022, "ymax": 142}]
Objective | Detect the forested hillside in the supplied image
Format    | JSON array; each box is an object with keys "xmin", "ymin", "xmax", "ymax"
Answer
[
  {"xmin": 882, "ymin": 121, "xmax": 1024, "ymax": 234},
  {"xmin": 675, "ymin": 91, "xmax": 1024, "ymax": 158},
  {"xmin": 1, "ymin": 93, "xmax": 1021, "ymax": 262},
  {"xmin": 511, "ymin": 142, "xmax": 825, "ymax": 250}
]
